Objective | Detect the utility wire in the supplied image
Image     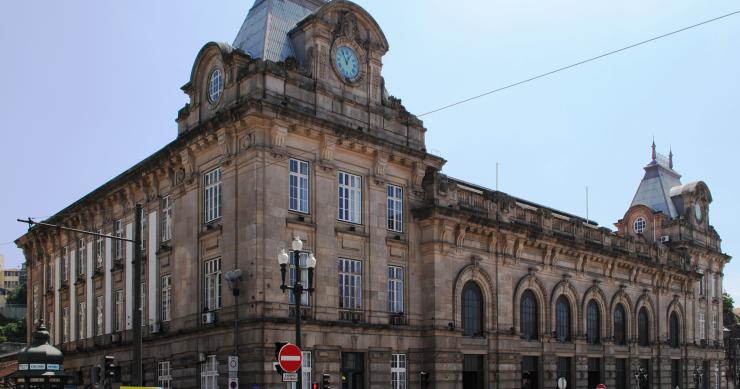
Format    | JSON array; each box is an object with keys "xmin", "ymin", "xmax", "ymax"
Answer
[
  {"xmin": 13, "ymin": 9, "xmax": 740, "ymax": 226},
  {"xmin": 418, "ymin": 9, "xmax": 740, "ymax": 117}
]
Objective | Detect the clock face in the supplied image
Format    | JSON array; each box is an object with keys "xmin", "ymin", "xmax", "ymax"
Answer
[
  {"xmin": 334, "ymin": 46, "xmax": 360, "ymax": 81},
  {"xmin": 694, "ymin": 203, "xmax": 702, "ymax": 221}
]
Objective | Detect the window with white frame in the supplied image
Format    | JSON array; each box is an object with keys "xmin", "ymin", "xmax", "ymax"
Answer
[
  {"xmin": 95, "ymin": 295, "xmax": 104, "ymax": 336},
  {"xmin": 115, "ymin": 289, "xmax": 125, "ymax": 332},
  {"xmin": 78, "ymin": 302, "xmax": 86, "ymax": 339},
  {"xmin": 289, "ymin": 251, "xmax": 310, "ymax": 306},
  {"xmin": 339, "ymin": 258, "xmax": 362, "ymax": 310},
  {"xmin": 161, "ymin": 196, "xmax": 172, "ymax": 242},
  {"xmin": 61, "ymin": 247, "xmax": 69, "ymax": 283},
  {"xmin": 698, "ymin": 312, "xmax": 705, "ymax": 340},
  {"xmin": 204, "ymin": 258, "xmax": 222, "ymax": 311},
  {"xmin": 158, "ymin": 361, "xmax": 172, "ymax": 389},
  {"xmin": 388, "ymin": 266, "xmax": 404, "ymax": 314},
  {"xmin": 289, "ymin": 159, "xmax": 310, "ymax": 213},
  {"xmin": 77, "ymin": 238, "xmax": 86, "ymax": 276},
  {"xmin": 161, "ymin": 275, "xmax": 172, "ymax": 322},
  {"xmin": 95, "ymin": 230, "xmax": 104, "ymax": 269},
  {"xmin": 200, "ymin": 355, "xmax": 218, "ymax": 389},
  {"xmin": 203, "ymin": 168, "xmax": 222, "ymax": 223},
  {"xmin": 699, "ymin": 271, "xmax": 705, "ymax": 296},
  {"xmin": 141, "ymin": 282, "xmax": 147, "ymax": 326},
  {"xmin": 113, "ymin": 219, "xmax": 124, "ymax": 260},
  {"xmin": 62, "ymin": 307, "xmax": 69, "ymax": 343},
  {"xmin": 387, "ymin": 185, "xmax": 403, "ymax": 232},
  {"xmin": 338, "ymin": 171, "xmax": 362, "ymax": 223},
  {"xmin": 139, "ymin": 208, "xmax": 147, "ymax": 251},
  {"xmin": 391, "ymin": 353, "xmax": 407, "ymax": 389},
  {"xmin": 289, "ymin": 351, "xmax": 312, "ymax": 389}
]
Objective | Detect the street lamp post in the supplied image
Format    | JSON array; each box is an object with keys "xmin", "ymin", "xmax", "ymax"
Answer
[
  {"xmin": 225, "ymin": 269, "xmax": 243, "ymax": 359},
  {"xmin": 278, "ymin": 237, "xmax": 316, "ymax": 389}
]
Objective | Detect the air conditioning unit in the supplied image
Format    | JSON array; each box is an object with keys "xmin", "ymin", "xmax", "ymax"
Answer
[
  {"xmin": 150, "ymin": 322, "xmax": 162, "ymax": 334},
  {"xmin": 660, "ymin": 235, "xmax": 670, "ymax": 243},
  {"xmin": 202, "ymin": 312, "xmax": 216, "ymax": 325}
]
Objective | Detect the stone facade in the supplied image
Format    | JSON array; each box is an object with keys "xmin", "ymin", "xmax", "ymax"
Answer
[{"xmin": 14, "ymin": 1, "xmax": 731, "ymax": 389}]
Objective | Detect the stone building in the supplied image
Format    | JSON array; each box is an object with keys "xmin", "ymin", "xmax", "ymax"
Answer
[{"xmin": 14, "ymin": 1, "xmax": 731, "ymax": 388}]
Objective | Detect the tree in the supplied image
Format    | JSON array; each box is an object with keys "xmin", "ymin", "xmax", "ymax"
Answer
[
  {"xmin": 6, "ymin": 282, "xmax": 26, "ymax": 305},
  {"xmin": 723, "ymin": 292, "xmax": 738, "ymax": 325}
]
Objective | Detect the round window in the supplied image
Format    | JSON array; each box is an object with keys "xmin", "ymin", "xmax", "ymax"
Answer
[
  {"xmin": 207, "ymin": 69, "xmax": 223, "ymax": 104},
  {"xmin": 633, "ymin": 217, "xmax": 647, "ymax": 234}
]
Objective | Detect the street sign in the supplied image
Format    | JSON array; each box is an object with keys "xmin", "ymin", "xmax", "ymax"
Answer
[
  {"xmin": 278, "ymin": 343, "xmax": 303, "ymax": 373},
  {"xmin": 228, "ymin": 377, "xmax": 239, "ymax": 389},
  {"xmin": 228, "ymin": 356, "xmax": 239, "ymax": 372},
  {"xmin": 596, "ymin": 384, "xmax": 606, "ymax": 389},
  {"xmin": 283, "ymin": 372, "xmax": 298, "ymax": 382},
  {"xmin": 557, "ymin": 377, "xmax": 567, "ymax": 389}
]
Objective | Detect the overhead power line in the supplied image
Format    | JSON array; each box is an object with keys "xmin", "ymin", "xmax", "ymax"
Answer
[{"xmin": 418, "ymin": 9, "xmax": 740, "ymax": 117}]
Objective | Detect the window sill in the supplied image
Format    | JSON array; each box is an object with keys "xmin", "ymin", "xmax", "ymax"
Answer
[
  {"xmin": 335, "ymin": 224, "xmax": 368, "ymax": 237},
  {"xmin": 201, "ymin": 221, "xmax": 222, "ymax": 235}
]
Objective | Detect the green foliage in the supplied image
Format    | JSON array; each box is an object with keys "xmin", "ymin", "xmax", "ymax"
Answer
[
  {"xmin": 0, "ymin": 317, "xmax": 26, "ymax": 342},
  {"xmin": 724, "ymin": 292, "xmax": 735, "ymax": 312},
  {"xmin": 6, "ymin": 282, "xmax": 26, "ymax": 305}
]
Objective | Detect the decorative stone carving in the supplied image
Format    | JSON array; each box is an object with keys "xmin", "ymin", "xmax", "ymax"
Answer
[
  {"xmin": 412, "ymin": 162, "xmax": 425, "ymax": 188},
  {"xmin": 320, "ymin": 134, "xmax": 336, "ymax": 164},
  {"xmin": 217, "ymin": 128, "xmax": 232, "ymax": 161},
  {"xmin": 336, "ymin": 12, "xmax": 360, "ymax": 42},
  {"xmin": 271, "ymin": 124, "xmax": 287, "ymax": 151},
  {"xmin": 373, "ymin": 150, "xmax": 387, "ymax": 179},
  {"xmin": 239, "ymin": 133, "xmax": 253, "ymax": 152},
  {"xmin": 179, "ymin": 149, "xmax": 194, "ymax": 178}
]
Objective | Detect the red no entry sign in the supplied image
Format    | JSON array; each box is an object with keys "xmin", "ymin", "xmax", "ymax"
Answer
[
  {"xmin": 596, "ymin": 384, "xmax": 606, "ymax": 389},
  {"xmin": 278, "ymin": 343, "xmax": 302, "ymax": 373}
]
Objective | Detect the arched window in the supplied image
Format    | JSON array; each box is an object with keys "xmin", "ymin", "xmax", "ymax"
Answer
[
  {"xmin": 586, "ymin": 300, "xmax": 600, "ymax": 344},
  {"xmin": 638, "ymin": 307, "xmax": 650, "ymax": 346},
  {"xmin": 520, "ymin": 290, "xmax": 538, "ymax": 341},
  {"xmin": 669, "ymin": 311, "xmax": 680, "ymax": 348},
  {"xmin": 555, "ymin": 296, "xmax": 571, "ymax": 342},
  {"xmin": 462, "ymin": 282, "xmax": 483, "ymax": 337},
  {"xmin": 613, "ymin": 304, "xmax": 626, "ymax": 345}
]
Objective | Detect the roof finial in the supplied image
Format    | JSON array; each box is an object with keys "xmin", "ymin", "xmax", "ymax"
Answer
[
  {"xmin": 669, "ymin": 147, "xmax": 673, "ymax": 169},
  {"xmin": 651, "ymin": 139, "xmax": 656, "ymax": 161}
]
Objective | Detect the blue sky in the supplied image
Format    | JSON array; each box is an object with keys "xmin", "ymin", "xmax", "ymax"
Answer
[{"xmin": 1, "ymin": 1, "xmax": 738, "ymax": 297}]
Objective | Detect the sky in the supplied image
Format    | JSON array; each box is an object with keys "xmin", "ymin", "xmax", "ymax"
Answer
[{"xmin": 1, "ymin": 1, "xmax": 738, "ymax": 296}]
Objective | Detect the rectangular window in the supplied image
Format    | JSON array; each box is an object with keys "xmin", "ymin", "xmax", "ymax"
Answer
[
  {"xmin": 615, "ymin": 358, "xmax": 627, "ymax": 389},
  {"xmin": 95, "ymin": 295, "xmax": 104, "ymax": 336},
  {"xmin": 95, "ymin": 229, "xmax": 105, "ymax": 269},
  {"xmin": 388, "ymin": 266, "xmax": 404, "ymax": 314},
  {"xmin": 200, "ymin": 355, "xmax": 218, "ymax": 389},
  {"xmin": 46, "ymin": 261, "xmax": 53, "ymax": 290},
  {"xmin": 671, "ymin": 359, "xmax": 682, "ymax": 389},
  {"xmin": 158, "ymin": 361, "xmax": 172, "ymax": 389},
  {"xmin": 113, "ymin": 219, "xmax": 124, "ymax": 260},
  {"xmin": 77, "ymin": 238, "xmax": 86, "ymax": 276},
  {"xmin": 141, "ymin": 282, "xmax": 147, "ymax": 326},
  {"xmin": 78, "ymin": 302, "xmax": 86, "ymax": 339},
  {"xmin": 139, "ymin": 208, "xmax": 147, "ymax": 251},
  {"xmin": 709, "ymin": 273, "xmax": 715, "ymax": 298},
  {"xmin": 289, "ymin": 159, "xmax": 310, "ymax": 213},
  {"xmin": 699, "ymin": 272, "xmax": 705, "ymax": 296},
  {"xmin": 61, "ymin": 247, "xmax": 69, "ymax": 283},
  {"xmin": 557, "ymin": 357, "xmax": 571, "ymax": 387},
  {"xmin": 161, "ymin": 275, "xmax": 172, "ymax": 322},
  {"xmin": 161, "ymin": 196, "xmax": 172, "ymax": 242},
  {"xmin": 698, "ymin": 312, "xmax": 706, "ymax": 340},
  {"xmin": 62, "ymin": 307, "xmax": 69, "ymax": 343},
  {"xmin": 712, "ymin": 313, "xmax": 718, "ymax": 338},
  {"xmin": 203, "ymin": 168, "xmax": 222, "ymax": 223},
  {"xmin": 204, "ymin": 258, "xmax": 222, "ymax": 311},
  {"xmin": 387, "ymin": 184, "xmax": 403, "ymax": 232},
  {"xmin": 339, "ymin": 258, "xmax": 362, "ymax": 310},
  {"xmin": 289, "ymin": 251, "xmax": 310, "ymax": 306},
  {"xmin": 338, "ymin": 171, "xmax": 362, "ymax": 223},
  {"xmin": 115, "ymin": 289, "xmax": 125, "ymax": 332},
  {"xmin": 290, "ymin": 351, "xmax": 312, "ymax": 389},
  {"xmin": 391, "ymin": 354, "xmax": 407, "ymax": 389}
]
